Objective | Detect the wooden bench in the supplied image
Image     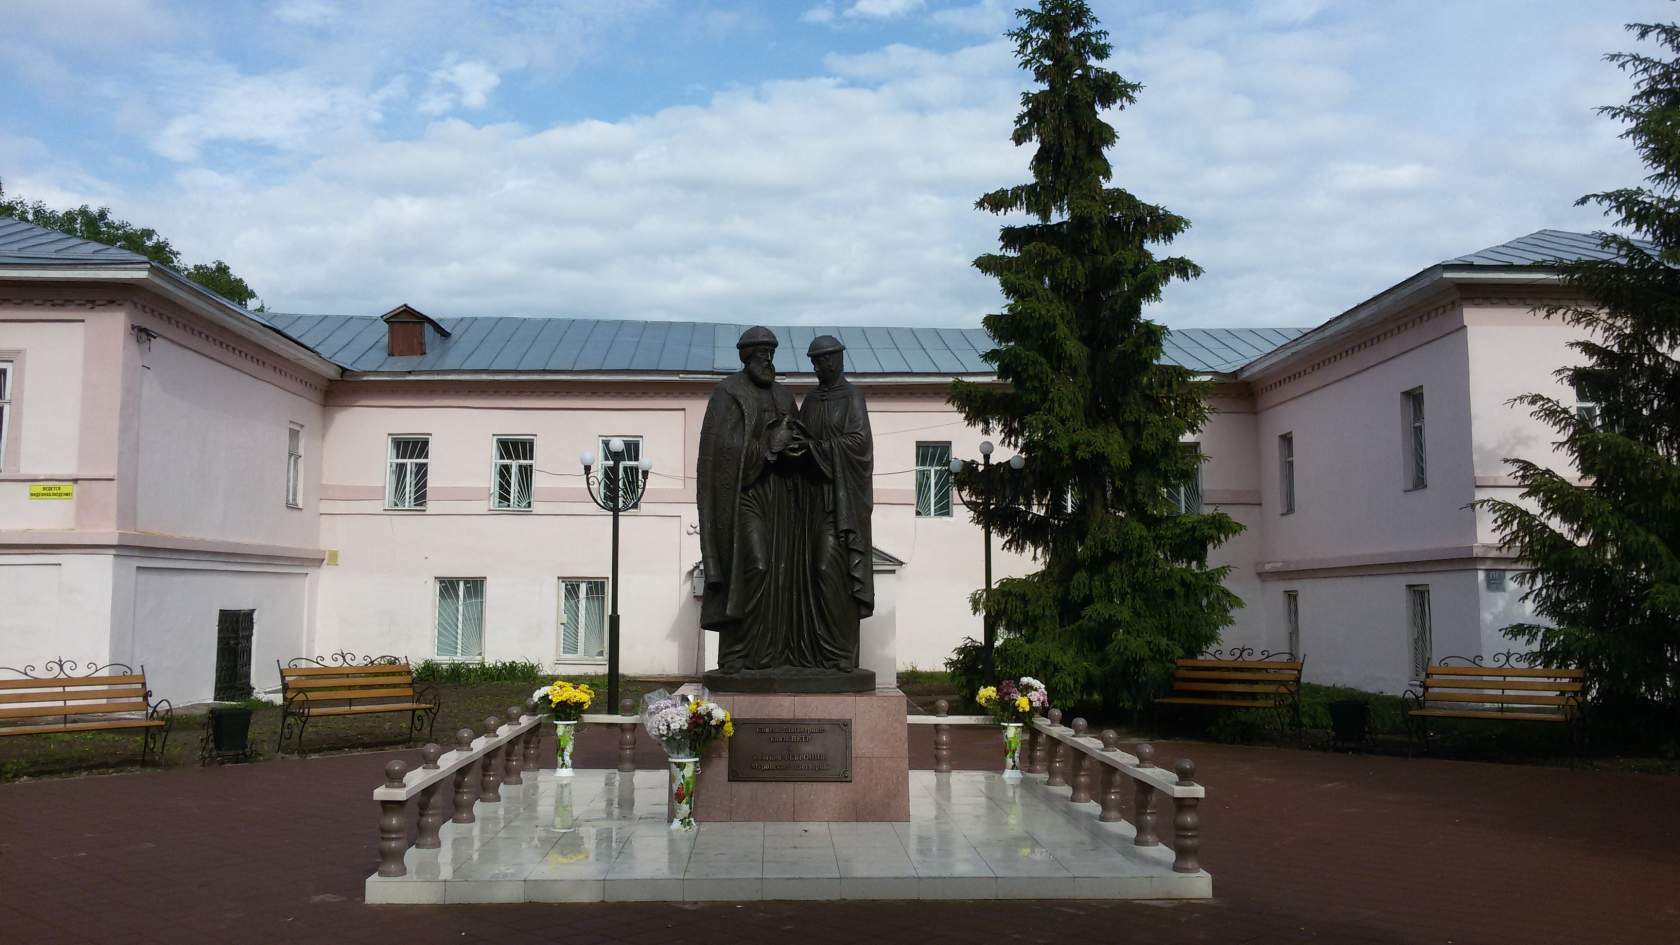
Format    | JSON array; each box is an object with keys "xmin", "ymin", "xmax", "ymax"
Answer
[
  {"xmin": 0, "ymin": 660, "xmax": 174, "ymax": 765},
  {"xmin": 1403, "ymin": 656, "xmax": 1584, "ymax": 752},
  {"xmin": 1155, "ymin": 650, "xmax": 1304, "ymax": 733},
  {"xmin": 277, "ymin": 655, "xmax": 438, "ymax": 755}
]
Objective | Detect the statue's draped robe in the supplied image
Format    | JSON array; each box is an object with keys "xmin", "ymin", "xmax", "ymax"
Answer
[
  {"xmin": 697, "ymin": 372, "xmax": 803, "ymax": 672},
  {"xmin": 796, "ymin": 381, "xmax": 874, "ymax": 670}
]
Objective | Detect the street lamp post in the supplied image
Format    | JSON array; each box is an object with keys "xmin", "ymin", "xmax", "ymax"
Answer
[
  {"xmin": 580, "ymin": 438, "xmax": 652, "ymax": 712},
  {"xmin": 950, "ymin": 441, "xmax": 1025, "ymax": 679}
]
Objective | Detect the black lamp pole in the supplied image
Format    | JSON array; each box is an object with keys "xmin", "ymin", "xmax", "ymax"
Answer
[
  {"xmin": 581, "ymin": 439, "xmax": 650, "ymax": 712},
  {"xmin": 951, "ymin": 441, "xmax": 1023, "ymax": 680}
]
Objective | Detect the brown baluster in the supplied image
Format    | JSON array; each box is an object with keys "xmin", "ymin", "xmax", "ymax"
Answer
[
  {"xmin": 478, "ymin": 716, "xmax": 502, "ymax": 803},
  {"xmin": 932, "ymin": 699, "xmax": 952, "ymax": 773},
  {"xmin": 1029, "ymin": 717, "xmax": 1049, "ymax": 774},
  {"xmin": 1172, "ymin": 759, "xmax": 1201, "ymax": 873},
  {"xmin": 451, "ymin": 728, "xmax": 477, "ymax": 823},
  {"xmin": 1098, "ymin": 731, "xmax": 1125, "ymax": 822},
  {"xmin": 1068, "ymin": 718, "xmax": 1093, "ymax": 803},
  {"xmin": 415, "ymin": 743, "xmax": 445, "ymax": 849},
  {"xmin": 521, "ymin": 724, "xmax": 540, "ymax": 772},
  {"xmin": 502, "ymin": 707, "xmax": 525, "ymax": 785},
  {"xmin": 1133, "ymin": 742, "xmax": 1159, "ymax": 847},
  {"xmin": 618, "ymin": 697, "xmax": 638, "ymax": 773},
  {"xmin": 1045, "ymin": 709, "xmax": 1068, "ymax": 787},
  {"xmin": 377, "ymin": 760, "xmax": 409, "ymax": 877}
]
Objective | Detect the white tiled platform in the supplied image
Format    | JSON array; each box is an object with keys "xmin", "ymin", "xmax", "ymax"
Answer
[{"xmin": 366, "ymin": 770, "xmax": 1210, "ymax": 903}]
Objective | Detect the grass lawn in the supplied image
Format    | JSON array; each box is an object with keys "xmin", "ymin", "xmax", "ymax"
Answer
[{"xmin": 0, "ymin": 675, "xmax": 679, "ymax": 782}]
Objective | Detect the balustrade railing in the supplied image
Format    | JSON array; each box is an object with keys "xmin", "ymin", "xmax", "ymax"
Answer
[
  {"xmin": 370, "ymin": 705, "xmax": 545, "ymax": 878},
  {"xmin": 914, "ymin": 700, "xmax": 1204, "ymax": 874}
]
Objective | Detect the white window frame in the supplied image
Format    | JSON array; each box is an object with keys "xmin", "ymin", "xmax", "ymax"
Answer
[
  {"xmin": 491, "ymin": 435, "xmax": 535, "ymax": 511},
  {"xmin": 1573, "ymin": 381, "xmax": 1601, "ymax": 429},
  {"xmin": 0, "ymin": 361, "xmax": 11, "ymax": 474},
  {"xmin": 286, "ymin": 424, "xmax": 303, "ymax": 509},
  {"xmin": 597, "ymin": 435, "xmax": 644, "ymax": 511},
  {"xmin": 915, "ymin": 441, "xmax": 953, "ymax": 517},
  {"xmin": 1407, "ymin": 584, "xmax": 1432, "ymax": 682},
  {"xmin": 1284, "ymin": 590, "xmax": 1300, "ymax": 658},
  {"xmin": 1170, "ymin": 442, "xmax": 1203, "ymax": 515},
  {"xmin": 1278, "ymin": 433, "xmax": 1295, "ymax": 515},
  {"xmin": 386, "ymin": 435, "xmax": 430, "ymax": 510},
  {"xmin": 1403, "ymin": 388, "xmax": 1427, "ymax": 490},
  {"xmin": 435, "ymin": 577, "xmax": 485, "ymax": 661},
  {"xmin": 557, "ymin": 577, "xmax": 609, "ymax": 662}
]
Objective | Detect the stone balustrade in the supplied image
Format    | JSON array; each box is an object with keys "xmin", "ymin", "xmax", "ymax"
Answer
[
  {"xmin": 579, "ymin": 697, "xmax": 641, "ymax": 772},
  {"xmin": 369, "ymin": 705, "xmax": 545, "ymax": 878},
  {"xmin": 915, "ymin": 700, "xmax": 1205, "ymax": 874}
]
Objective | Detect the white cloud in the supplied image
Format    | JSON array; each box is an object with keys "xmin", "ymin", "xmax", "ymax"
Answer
[
  {"xmin": 273, "ymin": 1, "xmax": 340, "ymax": 27},
  {"xmin": 929, "ymin": 0, "xmax": 1013, "ymax": 35},
  {"xmin": 801, "ymin": 4, "xmax": 836, "ymax": 25},
  {"xmin": 419, "ymin": 57, "xmax": 502, "ymax": 115},
  {"xmin": 846, "ymin": 0, "xmax": 923, "ymax": 18}
]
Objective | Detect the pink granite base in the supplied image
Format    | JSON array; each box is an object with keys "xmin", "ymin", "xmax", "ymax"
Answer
[{"xmin": 691, "ymin": 688, "xmax": 910, "ymax": 822}]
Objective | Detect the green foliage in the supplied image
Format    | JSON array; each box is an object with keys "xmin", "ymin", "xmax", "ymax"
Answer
[
  {"xmin": 1474, "ymin": 21, "xmax": 1680, "ymax": 740},
  {"xmin": 947, "ymin": 0, "xmax": 1243, "ymax": 714},
  {"xmin": 944, "ymin": 636, "xmax": 990, "ymax": 709},
  {"xmin": 413, "ymin": 659, "xmax": 545, "ymax": 684},
  {"xmin": 0, "ymin": 180, "xmax": 261, "ymax": 308}
]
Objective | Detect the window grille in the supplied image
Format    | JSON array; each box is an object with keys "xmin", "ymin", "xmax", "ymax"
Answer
[
  {"xmin": 559, "ymin": 579, "xmax": 608, "ymax": 660},
  {"xmin": 214, "ymin": 609, "xmax": 255, "ymax": 702},
  {"xmin": 436, "ymin": 578, "xmax": 485, "ymax": 660},
  {"xmin": 1407, "ymin": 585, "xmax": 1432, "ymax": 681},
  {"xmin": 915, "ymin": 442, "xmax": 953, "ymax": 517},
  {"xmin": 0, "ymin": 362, "xmax": 11, "ymax": 472},
  {"xmin": 1170, "ymin": 442, "xmax": 1203, "ymax": 514},
  {"xmin": 387, "ymin": 436, "xmax": 429, "ymax": 509},
  {"xmin": 492, "ymin": 437, "xmax": 535, "ymax": 509},
  {"xmin": 1404, "ymin": 388, "xmax": 1427, "ymax": 489},
  {"xmin": 1284, "ymin": 591, "xmax": 1300, "ymax": 657},
  {"xmin": 597, "ymin": 436, "xmax": 643, "ymax": 510}
]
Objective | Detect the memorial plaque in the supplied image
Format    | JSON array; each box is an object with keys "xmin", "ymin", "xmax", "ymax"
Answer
[{"xmin": 727, "ymin": 718, "xmax": 852, "ymax": 782}]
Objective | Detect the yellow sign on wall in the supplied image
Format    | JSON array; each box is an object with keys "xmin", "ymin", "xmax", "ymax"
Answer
[{"xmin": 28, "ymin": 483, "xmax": 75, "ymax": 500}]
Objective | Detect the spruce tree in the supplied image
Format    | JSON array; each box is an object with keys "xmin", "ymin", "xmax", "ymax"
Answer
[
  {"xmin": 947, "ymin": 0, "xmax": 1242, "ymax": 712},
  {"xmin": 1477, "ymin": 22, "xmax": 1680, "ymax": 737}
]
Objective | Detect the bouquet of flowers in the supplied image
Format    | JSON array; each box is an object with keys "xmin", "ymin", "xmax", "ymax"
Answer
[
  {"xmin": 640, "ymin": 688, "xmax": 734, "ymax": 760},
  {"xmin": 976, "ymin": 676, "xmax": 1049, "ymax": 724},
  {"xmin": 532, "ymin": 679, "xmax": 595, "ymax": 722}
]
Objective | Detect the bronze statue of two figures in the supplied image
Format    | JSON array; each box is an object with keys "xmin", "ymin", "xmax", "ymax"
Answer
[{"xmin": 698, "ymin": 327, "xmax": 876, "ymax": 693}]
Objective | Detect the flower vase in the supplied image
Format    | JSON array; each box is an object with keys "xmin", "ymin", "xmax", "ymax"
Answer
[
  {"xmin": 668, "ymin": 757, "xmax": 699, "ymax": 832},
  {"xmin": 1001, "ymin": 722, "xmax": 1024, "ymax": 782},
  {"xmin": 554, "ymin": 720, "xmax": 577, "ymax": 777}
]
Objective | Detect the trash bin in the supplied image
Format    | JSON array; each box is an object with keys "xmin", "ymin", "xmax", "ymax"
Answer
[
  {"xmin": 202, "ymin": 705, "xmax": 254, "ymax": 765},
  {"xmin": 1327, "ymin": 699, "xmax": 1370, "ymax": 748}
]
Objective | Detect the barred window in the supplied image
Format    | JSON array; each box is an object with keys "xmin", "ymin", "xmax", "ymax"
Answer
[
  {"xmin": 492, "ymin": 436, "xmax": 535, "ymax": 510},
  {"xmin": 558, "ymin": 579, "xmax": 608, "ymax": 660},
  {"xmin": 436, "ymin": 578, "xmax": 485, "ymax": 660},
  {"xmin": 387, "ymin": 436, "xmax": 430, "ymax": 509},
  {"xmin": 915, "ymin": 442, "xmax": 952, "ymax": 517}
]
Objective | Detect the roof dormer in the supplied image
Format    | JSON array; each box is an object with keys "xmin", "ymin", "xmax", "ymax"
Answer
[{"xmin": 381, "ymin": 304, "xmax": 450, "ymax": 357}]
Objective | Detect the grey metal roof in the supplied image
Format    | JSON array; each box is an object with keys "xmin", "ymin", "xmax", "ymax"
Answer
[
  {"xmin": 0, "ymin": 217, "xmax": 150, "ymax": 265},
  {"xmin": 1443, "ymin": 228, "xmax": 1656, "ymax": 267},
  {"xmin": 261, "ymin": 312, "xmax": 1306, "ymax": 376}
]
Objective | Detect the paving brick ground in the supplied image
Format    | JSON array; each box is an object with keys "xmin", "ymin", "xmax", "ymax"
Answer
[{"xmin": 2, "ymin": 724, "xmax": 1676, "ymax": 945}]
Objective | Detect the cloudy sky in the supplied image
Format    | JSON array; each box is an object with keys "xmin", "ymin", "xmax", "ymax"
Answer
[{"xmin": 0, "ymin": 0, "xmax": 1660, "ymax": 329}]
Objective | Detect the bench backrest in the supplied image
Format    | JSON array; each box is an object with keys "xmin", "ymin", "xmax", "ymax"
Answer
[
  {"xmin": 279, "ymin": 662, "xmax": 417, "ymax": 706},
  {"xmin": 0, "ymin": 669, "xmax": 152, "ymax": 727},
  {"xmin": 1171, "ymin": 657, "xmax": 1303, "ymax": 701},
  {"xmin": 1419, "ymin": 664, "xmax": 1583, "ymax": 715}
]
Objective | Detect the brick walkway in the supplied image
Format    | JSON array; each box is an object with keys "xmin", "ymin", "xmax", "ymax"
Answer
[{"xmin": 2, "ymin": 726, "xmax": 1676, "ymax": 945}]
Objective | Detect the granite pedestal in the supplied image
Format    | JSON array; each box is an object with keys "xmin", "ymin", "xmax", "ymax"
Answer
[{"xmin": 693, "ymin": 688, "xmax": 910, "ymax": 822}]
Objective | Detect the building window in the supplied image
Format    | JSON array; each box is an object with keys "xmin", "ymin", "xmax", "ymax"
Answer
[
  {"xmin": 387, "ymin": 436, "xmax": 430, "ymax": 509},
  {"xmin": 916, "ymin": 442, "xmax": 953, "ymax": 517},
  {"xmin": 436, "ymin": 578, "xmax": 485, "ymax": 660},
  {"xmin": 1407, "ymin": 585, "xmax": 1432, "ymax": 681},
  {"xmin": 1278, "ymin": 433, "xmax": 1295, "ymax": 514},
  {"xmin": 492, "ymin": 436, "xmax": 535, "ymax": 510},
  {"xmin": 1573, "ymin": 381, "xmax": 1601, "ymax": 429},
  {"xmin": 558, "ymin": 578, "xmax": 608, "ymax": 660},
  {"xmin": 0, "ymin": 361, "xmax": 11, "ymax": 472},
  {"xmin": 1404, "ymin": 388, "xmax": 1427, "ymax": 490},
  {"xmin": 1284, "ymin": 590, "xmax": 1300, "ymax": 657},
  {"xmin": 597, "ymin": 435, "xmax": 643, "ymax": 510},
  {"xmin": 1486, "ymin": 569, "xmax": 1507, "ymax": 592},
  {"xmin": 1170, "ymin": 442, "xmax": 1203, "ymax": 514},
  {"xmin": 286, "ymin": 426, "xmax": 303, "ymax": 508}
]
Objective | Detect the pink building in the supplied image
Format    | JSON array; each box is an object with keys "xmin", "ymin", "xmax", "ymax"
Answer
[{"xmin": 0, "ymin": 218, "xmax": 1595, "ymax": 702}]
